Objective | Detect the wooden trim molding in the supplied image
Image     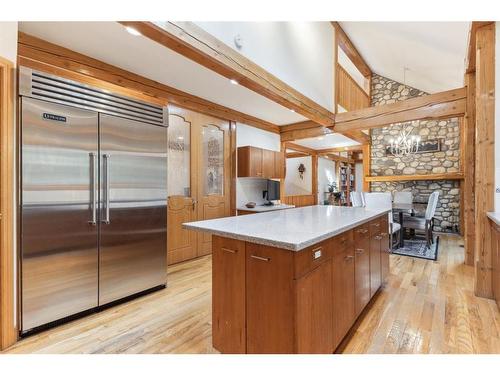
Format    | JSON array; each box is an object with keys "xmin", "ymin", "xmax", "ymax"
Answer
[
  {"xmin": 0, "ymin": 56, "xmax": 17, "ymax": 349},
  {"xmin": 362, "ymin": 143, "xmax": 371, "ymax": 192},
  {"xmin": 365, "ymin": 173, "xmax": 464, "ymax": 183},
  {"xmin": 330, "ymin": 22, "xmax": 371, "ymax": 77},
  {"xmin": 120, "ymin": 21, "xmax": 336, "ymax": 127},
  {"xmin": 18, "ymin": 32, "xmax": 280, "ymax": 134},
  {"xmin": 474, "ymin": 23, "xmax": 495, "ymax": 299},
  {"xmin": 333, "ymin": 87, "xmax": 467, "ymax": 132},
  {"xmin": 466, "ymin": 22, "xmax": 495, "ymax": 74}
]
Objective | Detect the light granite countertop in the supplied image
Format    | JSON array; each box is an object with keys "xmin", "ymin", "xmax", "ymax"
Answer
[
  {"xmin": 237, "ymin": 204, "xmax": 295, "ymax": 212},
  {"xmin": 184, "ymin": 205, "xmax": 390, "ymax": 251},
  {"xmin": 487, "ymin": 212, "xmax": 500, "ymax": 226}
]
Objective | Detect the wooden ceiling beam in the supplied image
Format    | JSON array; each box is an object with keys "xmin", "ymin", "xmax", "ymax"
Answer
[
  {"xmin": 331, "ymin": 22, "xmax": 372, "ymax": 77},
  {"xmin": 280, "ymin": 124, "xmax": 334, "ymax": 142},
  {"xmin": 286, "ymin": 152, "xmax": 309, "ymax": 158},
  {"xmin": 120, "ymin": 21, "xmax": 336, "ymax": 127},
  {"xmin": 316, "ymin": 145, "xmax": 364, "ymax": 154},
  {"xmin": 333, "ymin": 87, "xmax": 467, "ymax": 132},
  {"xmin": 284, "ymin": 142, "xmax": 317, "ymax": 155},
  {"xmin": 17, "ymin": 32, "xmax": 281, "ymax": 134}
]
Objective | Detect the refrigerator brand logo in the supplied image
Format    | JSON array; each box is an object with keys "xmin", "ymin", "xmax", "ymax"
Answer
[{"xmin": 42, "ymin": 113, "xmax": 67, "ymax": 123}]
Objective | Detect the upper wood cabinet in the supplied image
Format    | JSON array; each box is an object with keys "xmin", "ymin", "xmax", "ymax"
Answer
[{"xmin": 238, "ymin": 146, "xmax": 284, "ymax": 179}]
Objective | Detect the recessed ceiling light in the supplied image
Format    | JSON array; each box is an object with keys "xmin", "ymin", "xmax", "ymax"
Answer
[
  {"xmin": 125, "ymin": 26, "xmax": 142, "ymax": 36},
  {"xmin": 230, "ymin": 79, "xmax": 239, "ymax": 85}
]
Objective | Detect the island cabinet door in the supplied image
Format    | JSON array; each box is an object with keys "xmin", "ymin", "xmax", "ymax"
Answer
[
  {"xmin": 295, "ymin": 259, "xmax": 334, "ymax": 354},
  {"xmin": 332, "ymin": 231, "xmax": 355, "ymax": 349},
  {"xmin": 212, "ymin": 236, "xmax": 246, "ymax": 354},
  {"xmin": 380, "ymin": 215, "xmax": 390, "ymax": 282},
  {"xmin": 369, "ymin": 218, "xmax": 382, "ymax": 297},
  {"xmin": 354, "ymin": 224, "xmax": 371, "ymax": 316},
  {"xmin": 246, "ymin": 243, "xmax": 295, "ymax": 353}
]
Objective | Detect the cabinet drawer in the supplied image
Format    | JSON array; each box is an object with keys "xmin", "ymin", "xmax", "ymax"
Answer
[
  {"xmin": 331, "ymin": 230, "xmax": 354, "ymax": 254},
  {"xmin": 294, "ymin": 240, "xmax": 332, "ymax": 279}
]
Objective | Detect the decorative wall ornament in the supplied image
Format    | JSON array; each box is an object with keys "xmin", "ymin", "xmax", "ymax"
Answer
[
  {"xmin": 385, "ymin": 139, "xmax": 441, "ymax": 156},
  {"xmin": 298, "ymin": 163, "xmax": 306, "ymax": 179}
]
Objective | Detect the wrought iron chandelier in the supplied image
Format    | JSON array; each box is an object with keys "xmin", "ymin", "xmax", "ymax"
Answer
[{"xmin": 388, "ymin": 121, "xmax": 421, "ymax": 157}]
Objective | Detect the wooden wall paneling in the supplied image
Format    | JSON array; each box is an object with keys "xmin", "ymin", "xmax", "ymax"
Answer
[
  {"xmin": 362, "ymin": 142, "xmax": 371, "ymax": 192},
  {"xmin": 121, "ymin": 22, "xmax": 336, "ymax": 128},
  {"xmin": 463, "ymin": 72, "xmax": 476, "ymax": 266},
  {"xmin": 17, "ymin": 32, "xmax": 280, "ymax": 134},
  {"xmin": 281, "ymin": 195, "xmax": 316, "ymax": 208},
  {"xmin": 0, "ymin": 56, "xmax": 17, "ymax": 349},
  {"xmin": 333, "ymin": 87, "xmax": 467, "ymax": 133},
  {"xmin": 474, "ymin": 23, "xmax": 495, "ymax": 298},
  {"xmin": 336, "ymin": 64, "xmax": 370, "ymax": 111}
]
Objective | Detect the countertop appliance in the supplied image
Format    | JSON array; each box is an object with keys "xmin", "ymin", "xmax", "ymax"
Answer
[{"xmin": 19, "ymin": 67, "xmax": 168, "ymax": 333}]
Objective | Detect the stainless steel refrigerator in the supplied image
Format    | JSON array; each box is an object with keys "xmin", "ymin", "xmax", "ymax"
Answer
[{"xmin": 19, "ymin": 67, "xmax": 168, "ymax": 333}]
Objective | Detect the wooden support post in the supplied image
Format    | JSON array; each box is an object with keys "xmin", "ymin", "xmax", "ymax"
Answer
[
  {"xmin": 362, "ymin": 142, "xmax": 371, "ymax": 192},
  {"xmin": 474, "ymin": 23, "xmax": 495, "ymax": 298},
  {"xmin": 230, "ymin": 121, "xmax": 237, "ymax": 216},
  {"xmin": 312, "ymin": 154, "xmax": 318, "ymax": 204},
  {"xmin": 463, "ymin": 73, "xmax": 476, "ymax": 266}
]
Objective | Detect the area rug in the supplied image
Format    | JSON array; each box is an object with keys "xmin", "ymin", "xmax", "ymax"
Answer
[{"xmin": 391, "ymin": 235, "xmax": 439, "ymax": 261}]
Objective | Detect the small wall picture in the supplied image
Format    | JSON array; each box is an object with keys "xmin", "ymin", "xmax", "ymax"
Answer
[{"xmin": 385, "ymin": 139, "xmax": 441, "ymax": 155}]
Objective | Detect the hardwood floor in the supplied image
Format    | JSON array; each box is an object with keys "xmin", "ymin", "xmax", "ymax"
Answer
[{"xmin": 4, "ymin": 235, "xmax": 500, "ymax": 354}]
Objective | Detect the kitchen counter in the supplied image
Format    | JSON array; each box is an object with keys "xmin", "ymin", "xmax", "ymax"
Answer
[
  {"xmin": 184, "ymin": 205, "xmax": 390, "ymax": 251},
  {"xmin": 236, "ymin": 204, "xmax": 295, "ymax": 213}
]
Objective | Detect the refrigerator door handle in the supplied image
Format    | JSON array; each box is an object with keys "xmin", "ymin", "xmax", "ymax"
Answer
[
  {"xmin": 102, "ymin": 153, "xmax": 110, "ymax": 224},
  {"xmin": 89, "ymin": 152, "xmax": 97, "ymax": 225}
]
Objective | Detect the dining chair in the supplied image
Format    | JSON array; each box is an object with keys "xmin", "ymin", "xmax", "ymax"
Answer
[
  {"xmin": 402, "ymin": 191, "xmax": 440, "ymax": 248},
  {"xmin": 363, "ymin": 192, "xmax": 401, "ymax": 250},
  {"xmin": 393, "ymin": 191, "xmax": 413, "ymax": 204},
  {"xmin": 350, "ymin": 191, "xmax": 364, "ymax": 207}
]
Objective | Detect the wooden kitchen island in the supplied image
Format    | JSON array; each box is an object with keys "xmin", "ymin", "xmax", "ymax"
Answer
[{"xmin": 184, "ymin": 206, "xmax": 390, "ymax": 354}]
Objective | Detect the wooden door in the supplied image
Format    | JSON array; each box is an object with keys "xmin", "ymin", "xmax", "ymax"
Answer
[
  {"xmin": 332, "ymin": 238, "xmax": 355, "ymax": 349},
  {"xmin": 246, "ymin": 243, "xmax": 295, "ymax": 353},
  {"xmin": 262, "ymin": 149, "xmax": 275, "ymax": 178},
  {"xmin": 274, "ymin": 151, "xmax": 285, "ymax": 179},
  {"xmin": 369, "ymin": 219, "xmax": 382, "ymax": 297},
  {"xmin": 195, "ymin": 112, "xmax": 231, "ymax": 256},
  {"xmin": 354, "ymin": 224, "xmax": 371, "ymax": 316},
  {"xmin": 380, "ymin": 215, "xmax": 390, "ymax": 282},
  {"xmin": 167, "ymin": 107, "xmax": 231, "ymax": 264},
  {"xmin": 167, "ymin": 109, "xmax": 197, "ymax": 265},
  {"xmin": 212, "ymin": 236, "xmax": 246, "ymax": 353},
  {"xmin": 295, "ymin": 260, "xmax": 334, "ymax": 353}
]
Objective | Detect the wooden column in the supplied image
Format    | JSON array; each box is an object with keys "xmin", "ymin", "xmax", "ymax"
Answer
[
  {"xmin": 463, "ymin": 73, "xmax": 476, "ymax": 266},
  {"xmin": 312, "ymin": 155, "xmax": 318, "ymax": 204},
  {"xmin": 362, "ymin": 142, "xmax": 371, "ymax": 192},
  {"xmin": 474, "ymin": 23, "xmax": 495, "ymax": 298},
  {"xmin": 230, "ymin": 121, "xmax": 237, "ymax": 216},
  {"xmin": 0, "ymin": 56, "xmax": 17, "ymax": 349}
]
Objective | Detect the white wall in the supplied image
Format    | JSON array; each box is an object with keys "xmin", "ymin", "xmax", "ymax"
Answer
[
  {"xmin": 495, "ymin": 22, "xmax": 500, "ymax": 211},
  {"xmin": 0, "ymin": 21, "xmax": 17, "ymax": 327},
  {"xmin": 0, "ymin": 22, "xmax": 18, "ymax": 65},
  {"xmin": 236, "ymin": 124, "xmax": 281, "ymax": 207},
  {"xmin": 317, "ymin": 157, "xmax": 336, "ymax": 204},
  {"xmin": 196, "ymin": 22, "xmax": 335, "ymax": 111},
  {"xmin": 285, "ymin": 156, "xmax": 312, "ymax": 196}
]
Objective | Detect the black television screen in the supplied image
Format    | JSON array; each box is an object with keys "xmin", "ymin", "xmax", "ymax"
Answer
[{"xmin": 266, "ymin": 179, "xmax": 280, "ymax": 201}]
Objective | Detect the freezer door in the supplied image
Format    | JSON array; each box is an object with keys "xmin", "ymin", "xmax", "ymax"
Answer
[
  {"xmin": 99, "ymin": 114, "xmax": 167, "ymax": 305},
  {"xmin": 21, "ymin": 97, "xmax": 99, "ymax": 332}
]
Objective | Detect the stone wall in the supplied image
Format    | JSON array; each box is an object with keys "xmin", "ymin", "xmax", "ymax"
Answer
[{"xmin": 370, "ymin": 74, "xmax": 461, "ymax": 233}]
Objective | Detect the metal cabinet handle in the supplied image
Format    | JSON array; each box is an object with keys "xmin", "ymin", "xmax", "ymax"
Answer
[
  {"xmin": 250, "ymin": 255, "xmax": 270, "ymax": 262},
  {"xmin": 372, "ymin": 223, "xmax": 380, "ymax": 227},
  {"xmin": 88, "ymin": 152, "xmax": 97, "ymax": 225},
  {"xmin": 102, "ymin": 154, "xmax": 110, "ymax": 224},
  {"xmin": 355, "ymin": 248, "xmax": 364, "ymax": 254},
  {"xmin": 344, "ymin": 255, "xmax": 354, "ymax": 261},
  {"xmin": 356, "ymin": 228, "xmax": 368, "ymax": 234},
  {"xmin": 374, "ymin": 235, "xmax": 382, "ymax": 240},
  {"xmin": 380, "ymin": 232, "xmax": 388, "ymax": 237},
  {"xmin": 222, "ymin": 247, "xmax": 237, "ymax": 254},
  {"xmin": 191, "ymin": 199, "xmax": 197, "ymax": 211}
]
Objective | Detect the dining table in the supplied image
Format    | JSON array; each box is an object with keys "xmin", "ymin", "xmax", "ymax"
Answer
[{"xmin": 392, "ymin": 202, "xmax": 415, "ymax": 247}]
